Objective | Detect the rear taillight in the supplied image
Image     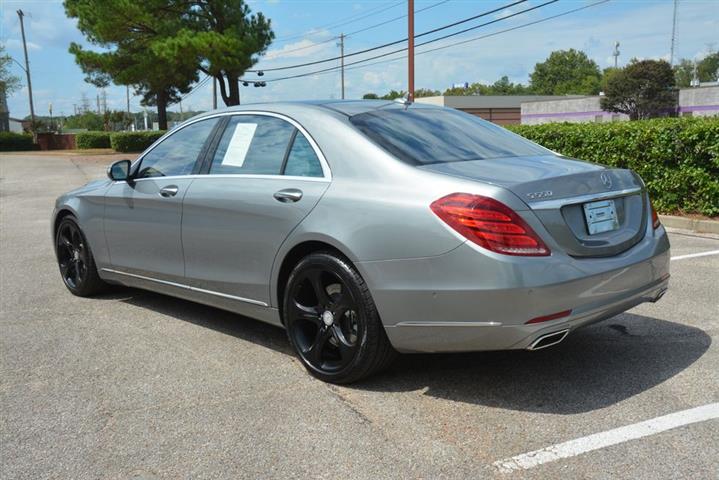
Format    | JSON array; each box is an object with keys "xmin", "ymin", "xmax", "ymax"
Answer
[
  {"xmin": 650, "ymin": 201, "xmax": 661, "ymax": 229},
  {"xmin": 430, "ymin": 193, "xmax": 550, "ymax": 256}
]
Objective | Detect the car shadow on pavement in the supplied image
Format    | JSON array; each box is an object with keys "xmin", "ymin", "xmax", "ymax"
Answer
[
  {"xmin": 358, "ymin": 313, "xmax": 711, "ymax": 414},
  {"xmin": 101, "ymin": 289, "xmax": 710, "ymax": 415},
  {"xmin": 98, "ymin": 287, "xmax": 294, "ymax": 355}
]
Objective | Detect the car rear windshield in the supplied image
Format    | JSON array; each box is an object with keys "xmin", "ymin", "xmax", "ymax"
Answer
[{"xmin": 349, "ymin": 107, "xmax": 549, "ymax": 165}]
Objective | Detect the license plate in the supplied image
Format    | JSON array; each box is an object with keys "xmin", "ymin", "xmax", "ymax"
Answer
[{"xmin": 583, "ymin": 199, "xmax": 619, "ymax": 235}]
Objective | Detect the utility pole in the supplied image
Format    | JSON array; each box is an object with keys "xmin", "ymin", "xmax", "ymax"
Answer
[
  {"xmin": 212, "ymin": 77, "xmax": 217, "ymax": 109},
  {"xmin": 16, "ymin": 10, "xmax": 36, "ymax": 129},
  {"xmin": 407, "ymin": 0, "xmax": 415, "ymax": 102},
  {"xmin": 612, "ymin": 41, "xmax": 620, "ymax": 68},
  {"xmin": 96, "ymin": 94, "xmax": 100, "ymax": 114},
  {"xmin": 670, "ymin": 0, "xmax": 678, "ymax": 66},
  {"xmin": 338, "ymin": 33, "xmax": 345, "ymax": 99}
]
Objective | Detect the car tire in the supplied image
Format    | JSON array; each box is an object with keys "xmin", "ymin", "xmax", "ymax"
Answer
[
  {"xmin": 283, "ymin": 251, "xmax": 397, "ymax": 384},
  {"xmin": 55, "ymin": 215, "xmax": 107, "ymax": 297}
]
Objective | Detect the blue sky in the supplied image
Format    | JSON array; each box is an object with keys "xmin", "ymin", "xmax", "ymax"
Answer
[{"xmin": 2, "ymin": 0, "xmax": 718, "ymax": 118}]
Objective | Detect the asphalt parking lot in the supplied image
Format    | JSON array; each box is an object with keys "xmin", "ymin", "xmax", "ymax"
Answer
[{"xmin": 1, "ymin": 153, "xmax": 718, "ymax": 479}]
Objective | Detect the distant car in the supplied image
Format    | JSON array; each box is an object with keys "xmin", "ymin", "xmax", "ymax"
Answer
[{"xmin": 52, "ymin": 100, "xmax": 670, "ymax": 383}]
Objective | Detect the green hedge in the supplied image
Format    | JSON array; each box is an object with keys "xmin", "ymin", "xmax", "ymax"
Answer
[
  {"xmin": 110, "ymin": 131, "xmax": 166, "ymax": 153},
  {"xmin": 507, "ymin": 117, "xmax": 719, "ymax": 217},
  {"xmin": 0, "ymin": 132, "xmax": 36, "ymax": 151},
  {"xmin": 75, "ymin": 131, "xmax": 111, "ymax": 149}
]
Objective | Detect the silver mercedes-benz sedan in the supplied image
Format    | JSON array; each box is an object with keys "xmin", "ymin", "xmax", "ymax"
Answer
[{"xmin": 52, "ymin": 100, "xmax": 670, "ymax": 383}]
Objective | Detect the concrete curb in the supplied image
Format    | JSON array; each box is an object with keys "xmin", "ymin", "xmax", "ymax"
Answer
[{"xmin": 659, "ymin": 215, "xmax": 719, "ymax": 234}]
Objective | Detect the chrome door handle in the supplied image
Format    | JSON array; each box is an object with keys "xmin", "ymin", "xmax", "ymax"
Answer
[
  {"xmin": 159, "ymin": 185, "xmax": 179, "ymax": 197},
  {"xmin": 273, "ymin": 188, "xmax": 303, "ymax": 203}
]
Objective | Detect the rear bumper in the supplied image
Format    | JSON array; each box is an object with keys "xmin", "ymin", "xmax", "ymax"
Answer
[{"xmin": 357, "ymin": 226, "xmax": 670, "ymax": 353}]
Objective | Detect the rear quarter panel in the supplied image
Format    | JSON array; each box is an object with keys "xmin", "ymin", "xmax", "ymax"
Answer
[{"xmin": 269, "ymin": 109, "xmax": 534, "ymax": 308}]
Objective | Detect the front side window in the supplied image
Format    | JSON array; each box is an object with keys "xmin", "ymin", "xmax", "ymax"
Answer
[
  {"xmin": 210, "ymin": 115, "xmax": 295, "ymax": 175},
  {"xmin": 349, "ymin": 107, "xmax": 549, "ymax": 165},
  {"xmin": 284, "ymin": 132, "xmax": 324, "ymax": 177},
  {"xmin": 136, "ymin": 117, "xmax": 219, "ymax": 178}
]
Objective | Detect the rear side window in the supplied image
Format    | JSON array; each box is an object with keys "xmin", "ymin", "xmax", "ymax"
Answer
[
  {"xmin": 349, "ymin": 107, "xmax": 548, "ymax": 165},
  {"xmin": 284, "ymin": 132, "xmax": 323, "ymax": 177},
  {"xmin": 136, "ymin": 117, "xmax": 219, "ymax": 178},
  {"xmin": 210, "ymin": 115, "xmax": 295, "ymax": 175}
]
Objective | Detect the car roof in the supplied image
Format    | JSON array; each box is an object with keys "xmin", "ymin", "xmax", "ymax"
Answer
[{"xmin": 194, "ymin": 99, "xmax": 441, "ymax": 119}]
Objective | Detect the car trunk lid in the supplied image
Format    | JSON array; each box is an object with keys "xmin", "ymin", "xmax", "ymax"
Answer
[{"xmin": 419, "ymin": 155, "xmax": 647, "ymax": 257}]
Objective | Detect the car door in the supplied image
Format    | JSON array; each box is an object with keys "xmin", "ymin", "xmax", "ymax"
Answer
[
  {"xmin": 181, "ymin": 113, "xmax": 331, "ymax": 309},
  {"xmin": 103, "ymin": 117, "xmax": 220, "ymax": 283}
]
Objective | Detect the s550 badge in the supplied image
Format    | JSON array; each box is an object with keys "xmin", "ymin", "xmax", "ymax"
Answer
[{"xmin": 526, "ymin": 190, "xmax": 553, "ymax": 200}]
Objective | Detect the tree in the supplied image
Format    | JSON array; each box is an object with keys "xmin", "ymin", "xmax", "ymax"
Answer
[
  {"xmin": 442, "ymin": 76, "xmax": 533, "ymax": 96},
  {"xmin": 153, "ymin": 0, "xmax": 274, "ymax": 106},
  {"xmin": 64, "ymin": 111, "xmax": 105, "ymax": 131},
  {"xmin": 601, "ymin": 67, "xmax": 622, "ymax": 92},
  {"xmin": 362, "ymin": 93, "xmax": 379, "ymax": 99},
  {"xmin": 530, "ymin": 49, "xmax": 602, "ymax": 95},
  {"xmin": 414, "ymin": 88, "xmax": 440, "ymax": 98},
  {"xmin": 697, "ymin": 52, "xmax": 719, "ymax": 82},
  {"xmin": 65, "ymin": 1, "xmax": 199, "ymax": 130},
  {"xmin": 1, "ymin": 45, "xmax": 22, "ymax": 97},
  {"xmin": 485, "ymin": 76, "xmax": 532, "ymax": 95},
  {"xmin": 674, "ymin": 51, "xmax": 719, "ymax": 87},
  {"xmin": 600, "ymin": 59, "xmax": 676, "ymax": 120},
  {"xmin": 380, "ymin": 89, "xmax": 407, "ymax": 100},
  {"xmin": 673, "ymin": 58, "xmax": 696, "ymax": 88}
]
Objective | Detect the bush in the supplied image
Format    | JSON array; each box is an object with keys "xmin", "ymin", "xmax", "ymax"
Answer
[
  {"xmin": 0, "ymin": 132, "xmax": 36, "ymax": 151},
  {"xmin": 110, "ymin": 131, "xmax": 166, "ymax": 153},
  {"xmin": 75, "ymin": 131, "xmax": 111, "ymax": 149},
  {"xmin": 508, "ymin": 117, "xmax": 719, "ymax": 217}
]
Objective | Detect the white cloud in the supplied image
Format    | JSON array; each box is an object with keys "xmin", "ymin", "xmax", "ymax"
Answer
[
  {"xmin": 494, "ymin": 8, "xmax": 515, "ymax": 20},
  {"xmin": 3, "ymin": 38, "xmax": 40, "ymax": 51},
  {"xmin": 265, "ymin": 36, "xmax": 335, "ymax": 60}
]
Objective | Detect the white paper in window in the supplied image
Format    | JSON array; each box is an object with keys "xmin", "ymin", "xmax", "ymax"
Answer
[{"xmin": 222, "ymin": 123, "xmax": 257, "ymax": 167}]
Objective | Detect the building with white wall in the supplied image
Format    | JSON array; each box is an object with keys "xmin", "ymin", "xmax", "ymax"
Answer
[{"xmin": 520, "ymin": 86, "xmax": 719, "ymax": 124}]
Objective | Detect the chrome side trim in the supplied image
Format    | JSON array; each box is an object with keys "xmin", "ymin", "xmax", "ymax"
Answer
[
  {"xmin": 130, "ymin": 110, "xmax": 332, "ymax": 180},
  {"xmin": 395, "ymin": 321, "xmax": 502, "ymax": 327},
  {"xmin": 126, "ymin": 173, "xmax": 330, "ymax": 184},
  {"xmin": 100, "ymin": 268, "xmax": 269, "ymax": 307},
  {"xmin": 529, "ymin": 187, "xmax": 642, "ymax": 210}
]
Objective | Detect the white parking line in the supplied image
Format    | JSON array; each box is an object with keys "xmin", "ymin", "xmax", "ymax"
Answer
[
  {"xmin": 493, "ymin": 403, "xmax": 719, "ymax": 473},
  {"xmin": 671, "ymin": 249, "xmax": 719, "ymax": 261}
]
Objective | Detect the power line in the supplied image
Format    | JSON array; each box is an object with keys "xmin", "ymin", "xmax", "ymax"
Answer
[
  {"xmin": 266, "ymin": 0, "xmax": 451, "ymax": 59},
  {"xmin": 254, "ymin": 0, "xmax": 611, "ymax": 85},
  {"xmin": 247, "ymin": 0, "xmax": 529, "ymax": 73},
  {"xmin": 252, "ymin": 0, "xmax": 555, "ymax": 83},
  {"xmin": 346, "ymin": 0, "xmax": 451, "ymax": 38},
  {"xmin": 177, "ymin": 75, "xmax": 211, "ymax": 103},
  {"xmin": 273, "ymin": 1, "xmax": 404, "ymax": 43},
  {"xmin": 341, "ymin": 0, "xmax": 613, "ymax": 75}
]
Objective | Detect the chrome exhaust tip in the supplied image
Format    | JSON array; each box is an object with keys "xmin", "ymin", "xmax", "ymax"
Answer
[
  {"xmin": 651, "ymin": 288, "xmax": 668, "ymax": 303},
  {"xmin": 527, "ymin": 329, "xmax": 569, "ymax": 351}
]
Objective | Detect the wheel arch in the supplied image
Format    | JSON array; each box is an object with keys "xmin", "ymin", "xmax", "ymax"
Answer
[
  {"xmin": 53, "ymin": 208, "xmax": 77, "ymax": 234},
  {"xmin": 273, "ymin": 239, "xmax": 358, "ymax": 324},
  {"xmin": 52, "ymin": 207, "xmax": 80, "ymax": 253}
]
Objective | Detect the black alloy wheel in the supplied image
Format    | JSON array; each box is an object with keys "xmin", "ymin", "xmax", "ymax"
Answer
[
  {"xmin": 55, "ymin": 216, "xmax": 106, "ymax": 296},
  {"xmin": 284, "ymin": 252, "xmax": 397, "ymax": 383}
]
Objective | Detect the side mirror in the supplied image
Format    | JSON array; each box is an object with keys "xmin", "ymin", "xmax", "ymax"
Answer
[{"xmin": 107, "ymin": 159, "xmax": 131, "ymax": 182}]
